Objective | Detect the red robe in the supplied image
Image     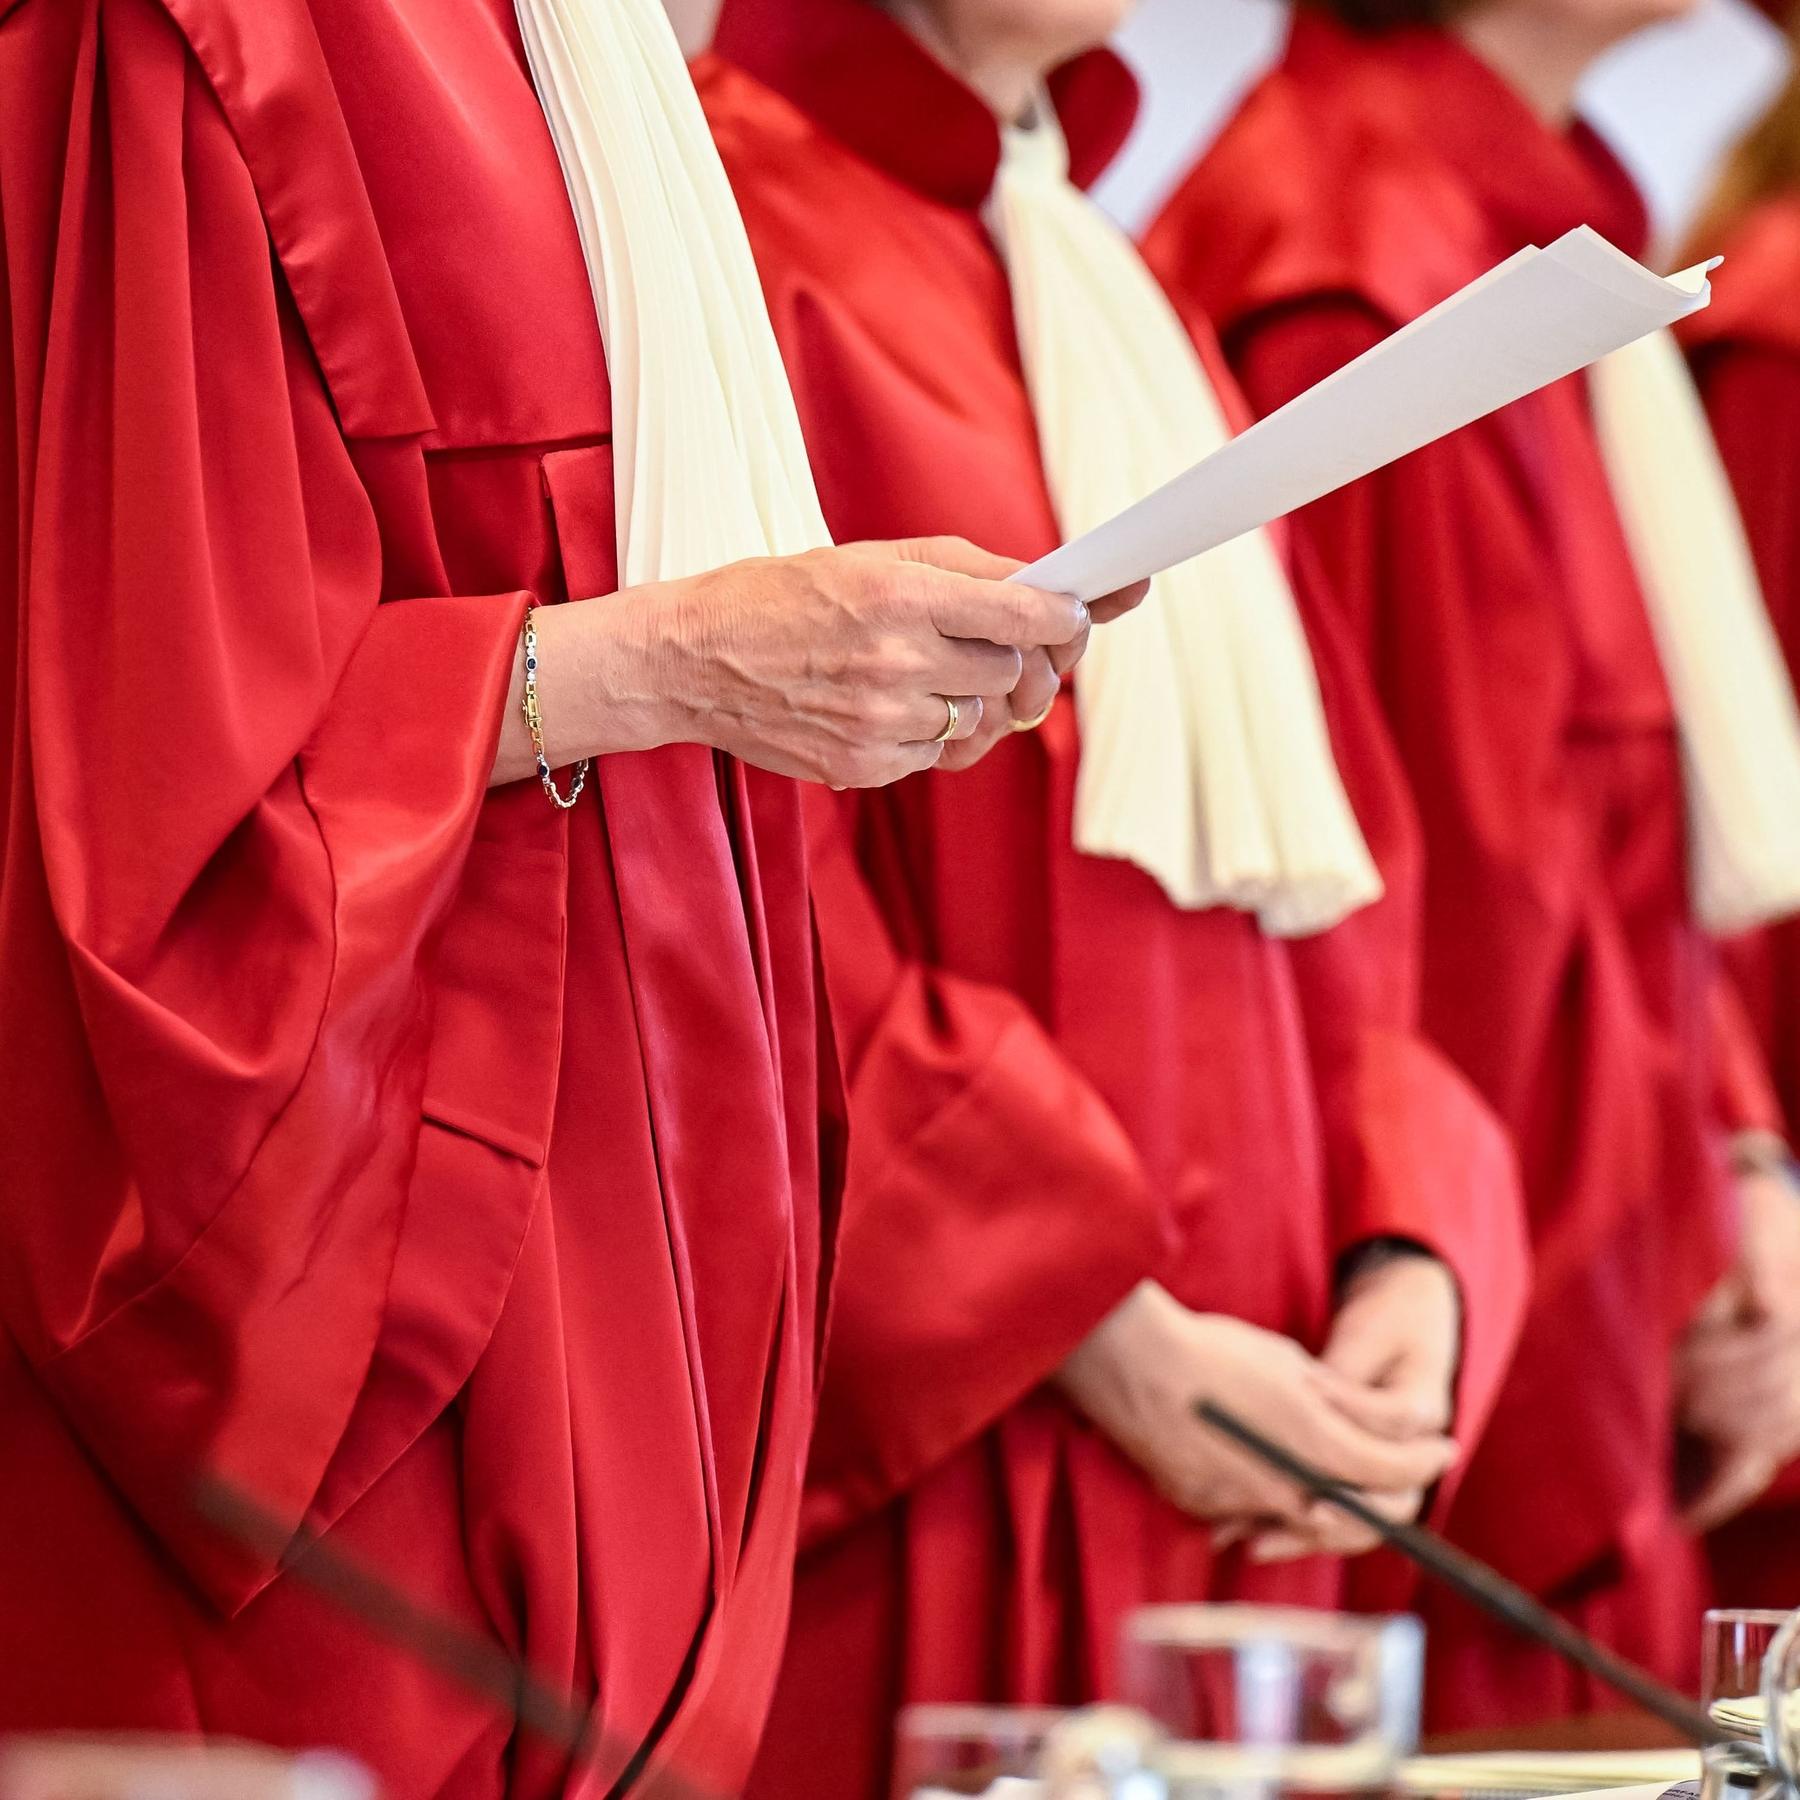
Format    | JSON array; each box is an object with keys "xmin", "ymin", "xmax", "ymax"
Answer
[
  {"xmin": 697, "ymin": 7, "xmax": 1528, "ymax": 1795},
  {"xmin": 1147, "ymin": 12, "xmax": 1782, "ymax": 1728},
  {"xmin": 1684, "ymin": 194, "xmax": 1800, "ymax": 1608},
  {"xmin": 0, "ymin": 3, "xmax": 830, "ymax": 1794}
]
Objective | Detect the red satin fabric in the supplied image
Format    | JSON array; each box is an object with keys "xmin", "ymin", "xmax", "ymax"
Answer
[
  {"xmin": 697, "ymin": 11, "xmax": 1528, "ymax": 1796},
  {"xmin": 0, "ymin": 2, "xmax": 829, "ymax": 1794},
  {"xmin": 1685, "ymin": 194, "xmax": 1800, "ymax": 1608},
  {"xmin": 1147, "ymin": 11, "xmax": 1766, "ymax": 1727}
]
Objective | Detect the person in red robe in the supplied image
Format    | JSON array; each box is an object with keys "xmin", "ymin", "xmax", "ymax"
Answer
[
  {"xmin": 0, "ymin": 1, "xmax": 1108, "ymax": 1793},
  {"xmin": 695, "ymin": 6, "xmax": 1530, "ymax": 1794},
  {"xmin": 1682, "ymin": 3, "xmax": 1800, "ymax": 1610},
  {"xmin": 1148, "ymin": 0, "xmax": 1800, "ymax": 1728}
]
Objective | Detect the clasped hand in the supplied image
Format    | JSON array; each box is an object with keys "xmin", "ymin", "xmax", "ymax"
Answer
[
  {"xmin": 1056, "ymin": 1271, "xmax": 1461, "ymax": 1562},
  {"xmin": 1679, "ymin": 1164, "xmax": 1800, "ymax": 1531}
]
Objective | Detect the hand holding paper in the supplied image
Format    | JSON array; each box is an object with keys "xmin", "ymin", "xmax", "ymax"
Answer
[{"xmin": 1015, "ymin": 227, "xmax": 1717, "ymax": 602}]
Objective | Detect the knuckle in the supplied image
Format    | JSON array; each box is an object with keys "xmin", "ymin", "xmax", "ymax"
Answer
[
  {"xmin": 854, "ymin": 693, "xmax": 901, "ymax": 745},
  {"xmin": 991, "ymin": 645, "xmax": 1026, "ymax": 692}
]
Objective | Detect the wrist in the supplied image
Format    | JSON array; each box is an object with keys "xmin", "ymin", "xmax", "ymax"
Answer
[
  {"xmin": 539, "ymin": 583, "xmax": 711, "ymax": 761},
  {"xmin": 1058, "ymin": 1282, "xmax": 1165, "ymax": 1389}
]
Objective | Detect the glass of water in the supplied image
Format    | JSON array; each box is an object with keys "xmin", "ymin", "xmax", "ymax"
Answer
[
  {"xmin": 893, "ymin": 1703, "xmax": 1069, "ymax": 1798},
  {"xmin": 1119, "ymin": 1605, "xmax": 1423, "ymax": 1800},
  {"xmin": 1760, "ymin": 1608, "xmax": 1800, "ymax": 1800},
  {"xmin": 1704, "ymin": 1608, "xmax": 1794, "ymax": 1800}
]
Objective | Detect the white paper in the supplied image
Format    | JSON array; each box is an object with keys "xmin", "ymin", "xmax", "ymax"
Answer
[{"xmin": 1015, "ymin": 226, "xmax": 1718, "ymax": 602}]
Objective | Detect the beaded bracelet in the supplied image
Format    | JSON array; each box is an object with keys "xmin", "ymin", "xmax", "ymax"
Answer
[{"xmin": 521, "ymin": 606, "xmax": 590, "ymax": 810}]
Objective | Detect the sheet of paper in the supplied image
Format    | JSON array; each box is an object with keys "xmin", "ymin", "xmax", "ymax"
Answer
[{"xmin": 1015, "ymin": 226, "xmax": 1719, "ymax": 602}]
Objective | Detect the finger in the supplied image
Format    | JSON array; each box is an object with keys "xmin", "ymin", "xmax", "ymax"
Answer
[
  {"xmin": 900, "ymin": 692, "xmax": 985, "ymax": 747},
  {"xmin": 1047, "ymin": 624, "xmax": 1089, "ymax": 679},
  {"xmin": 1320, "ymin": 1309, "xmax": 1399, "ymax": 1389},
  {"xmin": 1248, "ymin": 1514, "xmax": 1380, "ymax": 1562},
  {"xmin": 937, "ymin": 693, "xmax": 1021, "ymax": 772},
  {"xmin": 1251, "ymin": 1483, "xmax": 1425, "ymax": 1562},
  {"xmin": 925, "ymin": 572, "xmax": 1090, "ymax": 649},
  {"xmin": 1007, "ymin": 651, "xmax": 1060, "ymax": 726},
  {"xmin": 924, "ymin": 636, "xmax": 1028, "ymax": 697},
  {"xmin": 1089, "ymin": 578, "xmax": 1151, "ymax": 624},
  {"xmin": 1246, "ymin": 1527, "xmax": 1333, "ymax": 1563},
  {"xmin": 1682, "ymin": 1323, "xmax": 1800, "ymax": 1402},
  {"xmin": 1300, "ymin": 1400, "xmax": 1461, "ymax": 1490},
  {"xmin": 1689, "ymin": 1274, "xmax": 1753, "ymax": 1335},
  {"xmin": 1684, "ymin": 1447, "xmax": 1781, "ymax": 1533},
  {"xmin": 841, "ymin": 738, "xmax": 945, "ymax": 789},
  {"xmin": 1197, "ymin": 1445, "xmax": 1314, "ymax": 1527},
  {"xmin": 1315, "ymin": 1365, "xmax": 1453, "ymax": 1441},
  {"xmin": 885, "ymin": 535, "xmax": 1025, "ymax": 582}
]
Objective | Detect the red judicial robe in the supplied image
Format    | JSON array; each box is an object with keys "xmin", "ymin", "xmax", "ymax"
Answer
[
  {"xmin": 1147, "ymin": 12, "xmax": 1782, "ymax": 1726},
  {"xmin": 1685, "ymin": 194, "xmax": 1800, "ymax": 1608},
  {"xmin": 0, "ymin": 2, "xmax": 831, "ymax": 1794},
  {"xmin": 697, "ymin": 8, "xmax": 1528, "ymax": 1795}
]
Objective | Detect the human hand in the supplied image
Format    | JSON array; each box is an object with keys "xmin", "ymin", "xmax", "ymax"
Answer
[
  {"xmin": 1055, "ymin": 1283, "xmax": 1458, "ymax": 1538},
  {"xmin": 1729, "ymin": 1161, "xmax": 1800, "ymax": 1328},
  {"xmin": 1679, "ymin": 1289, "xmax": 1800, "ymax": 1531},
  {"xmin": 1676, "ymin": 1161, "xmax": 1800, "ymax": 1530},
  {"xmin": 1244, "ymin": 1249, "xmax": 1462, "ymax": 1561},
  {"xmin": 927, "ymin": 571, "xmax": 1148, "ymax": 774},
  {"xmin": 0, "ymin": 1739, "xmax": 372, "ymax": 1800},
  {"xmin": 496, "ymin": 538, "xmax": 1142, "ymax": 789}
]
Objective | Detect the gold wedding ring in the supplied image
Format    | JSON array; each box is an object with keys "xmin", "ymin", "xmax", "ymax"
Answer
[
  {"xmin": 1012, "ymin": 693, "xmax": 1057, "ymax": 733},
  {"xmin": 933, "ymin": 695, "xmax": 961, "ymax": 744}
]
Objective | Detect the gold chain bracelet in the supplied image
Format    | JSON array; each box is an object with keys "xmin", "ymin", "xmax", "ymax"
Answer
[{"xmin": 522, "ymin": 606, "xmax": 590, "ymax": 810}]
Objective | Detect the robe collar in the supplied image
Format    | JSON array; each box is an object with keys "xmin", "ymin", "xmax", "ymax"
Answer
[
  {"xmin": 709, "ymin": 0, "xmax": 1140, "ymax": 211},
  {"xmin": 1286, "ymin": 7, "xmax": 1650, "ymax": 259}
]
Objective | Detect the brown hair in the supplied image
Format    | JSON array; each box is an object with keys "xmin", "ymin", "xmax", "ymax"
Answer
[{"xmin": 1688, "ymin": 4, "xmax": 1800, "ymax": 256}]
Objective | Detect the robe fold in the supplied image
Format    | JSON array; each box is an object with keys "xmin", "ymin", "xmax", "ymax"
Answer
[
  {"xmin": 1147, "ymin": 11, "xmax": 1770, "ymax": 1725},
  {"xmin": 0, "ymin": 2, "xmax": 830, "ymax": 1792},
  {"xmin": 1685, "ymin": 192, "xmax": 1800, "ymax": 1610},
  {"xmin": 696, "ymin": 10, "xmax": 1528, "ymax": 1795}
]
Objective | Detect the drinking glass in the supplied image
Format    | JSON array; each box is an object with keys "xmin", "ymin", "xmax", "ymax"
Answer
[
  {"xmin": 893, "ymin": 1703, "xmax": 1069, "ymax": 1799},
  {"xmin": 1703, "ymin": 1608, "xmax": 1794, "ymax": 1800},
  {"xmin": 1753, "ymin": 1608, "xmax": 1800, "ymax": 1800},
  {"xmin": 1118, "ymin": 1605, "xmax": 1423, "ymax": 1800}
]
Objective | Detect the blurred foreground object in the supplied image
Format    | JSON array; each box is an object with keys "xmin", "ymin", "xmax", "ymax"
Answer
[{"xmin": 0, "ymin": 1740, "xmax": 373, "ymax": 1800}]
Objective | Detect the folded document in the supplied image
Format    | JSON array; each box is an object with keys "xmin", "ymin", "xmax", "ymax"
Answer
[{"xmin": 1016, "ymin": 227, "xmax": 1717, "ymax": 602}]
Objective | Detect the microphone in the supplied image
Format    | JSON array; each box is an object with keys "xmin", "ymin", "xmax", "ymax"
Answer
[
  {"xmin": 191, "ymin": 1475, "xmax": 726, "ymax": 1800},
  {"xmin": 1194, "ymin": 1399, "xmax": 1725, "ymax": 1748}
]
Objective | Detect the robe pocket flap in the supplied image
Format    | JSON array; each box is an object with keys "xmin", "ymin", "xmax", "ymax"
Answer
[
  {"xmin": 540, "ymin": 444, "xmax": 620, "ymax": 602},
  {"xmin": 420, "ymin": 834, "xmax": 567, "ymax": 1166}
]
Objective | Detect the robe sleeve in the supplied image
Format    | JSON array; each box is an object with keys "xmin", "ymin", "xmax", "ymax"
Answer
[
  {"xmin": 0, "ymin": 0, "xmax": 530, "ymax": 1611},
  {"xmin": 1229, "ymin": 311, "xmax": 1529, "ymax": 1582},
  {"xmin": 1711, "ymin": 968, "xmax": 1786, "ymax": 1136},
  {"xmin": 799, "ymin": 786, "xmax": 1173, "ymax": 1547},
  {"xmin": 1280, "ymin": 539, "xmax": 1529, "ymax": 1453},
  {"xmin": 1699, "ymin": 342, "xmax": 1800, "ymax": 1135}
]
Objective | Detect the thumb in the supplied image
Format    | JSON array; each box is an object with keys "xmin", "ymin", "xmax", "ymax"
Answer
[
  {"xmin": 883, "ymin": 535, "xmax": 1023, "ymax": 581},
  {"xmin": 1317, "ymin": 1362, "xmax": 1453, "ymax": 1442},
  {"xmin": 1322, "ymin": 1300, "xmax": 1399, "ymax": 1388},
  {"xmin": 1684, "ymin": 1444, "xmax": 1781, "ymax": 1534}
]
